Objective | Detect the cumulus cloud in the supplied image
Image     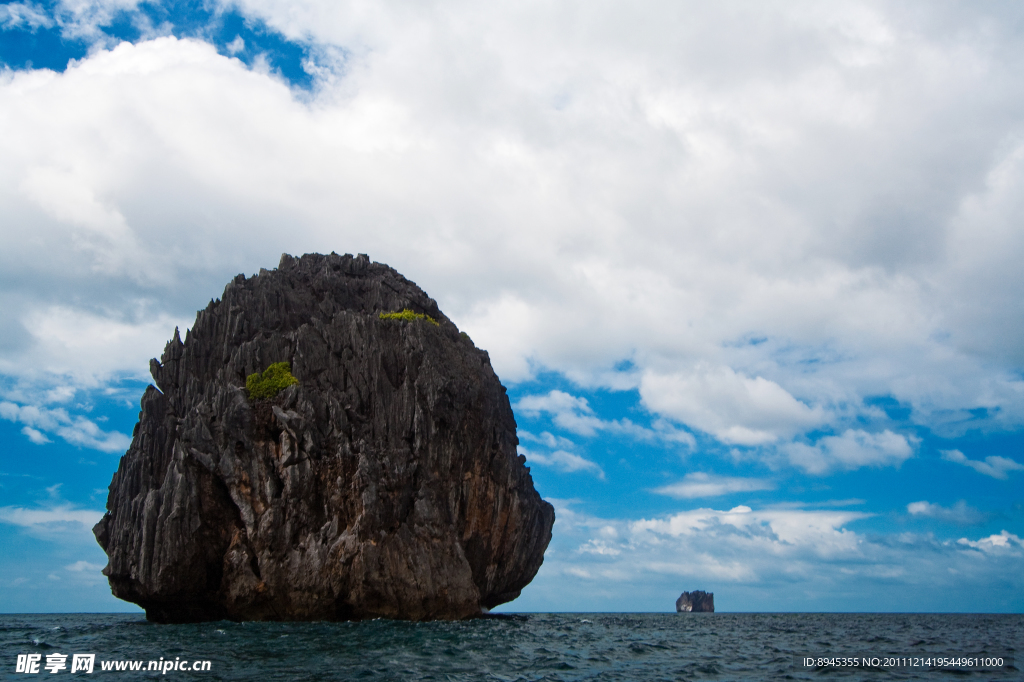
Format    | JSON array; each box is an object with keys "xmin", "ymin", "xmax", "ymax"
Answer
[
  {"xmin": 957, "ymin": 530, "xmax": 1024, "ymax": 554},
  {"xmin": 907, "ymin": 500, "xmax": 985, "ymax": 525},
  {"xmin": 519, "ymin": 446, "xmax": 604, "ymax": 479},
  {"xmin": 548, "ymin": 501, "xmax": 879, "ymax": 588},
  {"xmin": 64, "ymin": 560, "xmax": 105, "ymax": 572},
  {"xmin": 781, "ymin": 429, "xmax": 916, "ymax": 474},
  {"xmin": 639, "ymin": 365, "xmax": 825, "ymax": 445},
  {"xmin": 522, "ymin": 500, "xmax": 1024, "ymax": 611},
  {"xmin": 577, "ymin": 539, "xmax": 621, "ymax": 557},
  {"xmin": 0, "ymin": 400, "xmax": 131, "ymax": 452},
  {"xmin": 653, "ymin": 473, "xmax": 775, "ymax": 499},
  {"xmin": 630, "ymin": 505, "xmax": 871, "ymax": 549},
  {"xmin": 518, "ymin": 430, "xmax": 576, "ymax": 451},
  {"xmin": 49, "ymin": 0, "xmax": 145, "ymax": 40},
  {"xmin": 21, "ymin": 425, "xmax": 51, "ymax": 444},
  {"xmin": 2, "ymin": 3, "xmax": 1024, "ymax": 464},
  {"xmin": 516, "ymin": 391, "xmax": 596, "ymax": 434},
  {"xmin": 0, "ymin": 2, "xmax": 54, "ymax": 30},
  {"xmin": 0, "ymin": 505, "xmax": 104, "ymax": 532},
  {"xmin": 515, "ymin": 390, "xmax": 695, "ymax": 445},
  {"xmin": 941, "ymin": 449, "xmax": 1024, "ymax": 480},
  {"xmin": 3, "ymin": 306, "xmax": 186, "ymax": 386}
]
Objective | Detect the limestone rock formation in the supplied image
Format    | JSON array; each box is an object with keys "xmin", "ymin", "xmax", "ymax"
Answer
[
  {"xmin": 93, "ymin": 252, "xmax": 554, "ymax": 623},
  {"xmin": 676, "ymin": 591, "xmax": 714, "ymax": 613}
]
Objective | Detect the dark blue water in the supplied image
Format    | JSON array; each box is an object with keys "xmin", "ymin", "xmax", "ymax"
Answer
[{"xmin": 1, "ymin": 613, "xmax": 1020, "ymax": 681}]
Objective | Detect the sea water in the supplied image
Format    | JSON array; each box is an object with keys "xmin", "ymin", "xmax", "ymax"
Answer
[{"xmin": 1, "ymin": 612, "xmax": 1020, "ymax": 681}]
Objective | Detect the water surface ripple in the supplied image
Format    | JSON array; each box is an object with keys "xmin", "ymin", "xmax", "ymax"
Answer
[{"xmin": 1, "ymin": 613, "xmax": 1020, "ymax": 681}]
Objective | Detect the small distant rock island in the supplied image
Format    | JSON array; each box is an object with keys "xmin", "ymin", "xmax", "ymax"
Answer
[
  {"xmin": 93, "ymin": 253, "xmax": 555, "ymax": 623},
  {"xmin": 676, "ymin": 591, "xmax": 714, "ymax": 613}
]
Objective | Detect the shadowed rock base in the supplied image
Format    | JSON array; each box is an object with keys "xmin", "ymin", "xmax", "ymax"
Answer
[{"xmin": 94, "ymin": 252, "xmax": 554, "ymax": 623}]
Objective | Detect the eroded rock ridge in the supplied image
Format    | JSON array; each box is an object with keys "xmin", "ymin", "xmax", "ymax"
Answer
[
  {"xmin": 94, "ymin": 252, "xmax": 554, "ymax": 623},
  {"xmin": 676, "ymin": 591, "xmax": 714, "ymax": 613}
]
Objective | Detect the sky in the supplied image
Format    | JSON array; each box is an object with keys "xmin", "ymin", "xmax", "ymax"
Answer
[{"xmin": 1, "ymin": 0, "xmax": 1023, "ymax": 614}]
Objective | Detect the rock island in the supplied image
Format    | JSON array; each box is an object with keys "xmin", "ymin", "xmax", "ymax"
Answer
[
  {"xmin": 676, "ymin": 590, "xmax": 714, "ymax": 612},
  {"xmin": 94, "ymin": 253, "xmax": 554, "ymax": 623}
]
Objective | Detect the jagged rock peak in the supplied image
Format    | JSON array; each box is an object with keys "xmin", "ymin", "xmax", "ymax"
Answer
[
  {"xmin": 94, "ymin": 252, "xmax": 554, "ymax": 623},
  {"xmin": 676, "ymin": 590, "xmax": 714, "ymax": 613}
]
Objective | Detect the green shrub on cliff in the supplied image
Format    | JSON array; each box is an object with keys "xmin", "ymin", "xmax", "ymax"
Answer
[
  {"xmin": 246, "ymin": 362, "xmax": 299, "ymax": 400},
  {"xmin": 379, "ymin": 309, "xmax": 439, "ymax": 326}
]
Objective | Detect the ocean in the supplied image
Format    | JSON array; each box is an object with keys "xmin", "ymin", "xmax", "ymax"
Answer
[{"xmin": 2, "ymin": 613, "xmax": 1020, "ymax": 681}]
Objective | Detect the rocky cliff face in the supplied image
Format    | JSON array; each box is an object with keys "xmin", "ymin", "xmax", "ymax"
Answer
[
  {"xmin": 93, "ymin": 253, "xmax": 554, "ymax": 623},
  {"xmin": 676, "ymin": 591, "xmax": 714, "ymax": 613}
]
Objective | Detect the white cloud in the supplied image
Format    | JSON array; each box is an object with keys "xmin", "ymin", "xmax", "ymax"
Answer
[
  {"xmin": 516, "ymin": 391, "xmax": 594, "ymax": 433},
  {"xmin": 0, "ymin": 2, "xmax": 54, "ymax": 30},
  {"xmin": 518, "ymin": 500, "xmax": 1024, "ymax": 611},
  {"xmin": 639, "ymin": 365, "xmax": 826, "ymax": 445},
  {"xmin": 653, "ymin": 473, "xmax": 775, "ymax": 499},
  {"xmin": 630, "ymin": 505, "xmax": 870, "ymax": 549},
  {"xmin": 578, "ymin": 539, "xmax": 620, "ymax": 556},
  {"xmin": 957, "ymin": 530, "xmax": 1024, "ymax": 554},
  {"xmin": 547, "ymin": 501, "xmax": 879, "ymax": 588},
  {"xmin": 518, "ymin": 430, "xmax": 576, "ymax": 451},
  {"xmin": 7, "ymin": 305, "xmax": 185, "ymax": 385},
  {"xmin": 907, "ymin": 500, "xmax": 985, "ymax": 525},
  {"xmin": 941, "ymin": 449, "xmax": 1024, "ymax": 480},
  {"xmin": 0, "ymin": 400, "xmax": 131, "ymax": 453},
  {"xmin": 781, "ymin": 429, "xmax": 916, "ymax": 474},
  {"xmin": 56, "ymin": 0, "xmax": 146, "ymax": 40},
  {"xmin": 21, "ymin": 426, "xmax": 51, "ymax": 444},
  {"xmin": 226, "ymin": 36, "xmax": 245, "ymax": 54},
  {"xmin": 519, "ymin": 446, "xmax": 604, "ymax": 479},
  {"xmin": 515, "ymin": 389, "xmax": 695, "ymax": 445},
  {"xmin": 19, "ymin": 167, "xmax": 151, "ymax": 280},
  {"xmin": 64, "ymin": 560, "xmax": 104, "ymax": 572},
  {"xmin": 0, "ymin": 0, "xmax": 148, "ymax": 43},
  {"xmin": 0, "ymin": 505, "xmax": 104, "ymax": 531}
]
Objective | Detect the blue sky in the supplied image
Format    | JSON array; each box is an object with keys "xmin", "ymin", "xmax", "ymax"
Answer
[{"xmin": 1, "ymin": 1, "xmax": 1023, "ymax": 614}]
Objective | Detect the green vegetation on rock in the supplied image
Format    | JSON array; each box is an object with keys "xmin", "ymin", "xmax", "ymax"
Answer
[
  {"xmin": 379, "ymin": 309, "xmax": 440, "ymax": 326},
  {"xmin": 246, "ymin": 362, "xmax": 299, "ymax": 400}
]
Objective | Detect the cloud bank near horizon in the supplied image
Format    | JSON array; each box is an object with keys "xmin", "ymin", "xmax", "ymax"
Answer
[{"xmin": 515, "ymin": 499, "xmax": 1024, "ymax": 612}]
